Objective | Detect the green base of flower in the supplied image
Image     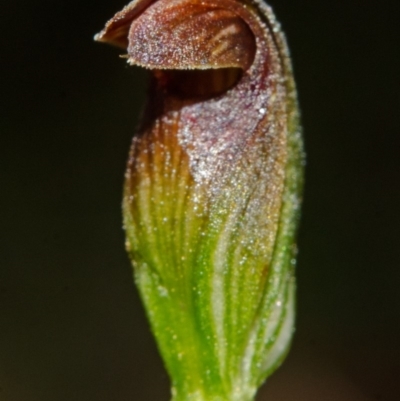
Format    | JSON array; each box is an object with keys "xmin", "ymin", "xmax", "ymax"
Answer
[
  {"xmin": 171, "ymin": 387, "xmax": 256, "ymax": 401},
  {"xmin": 172, "ymin": 396, "xmax": 255, "ymax": 401}
]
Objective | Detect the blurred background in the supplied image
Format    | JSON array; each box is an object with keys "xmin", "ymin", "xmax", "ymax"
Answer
[{"xmin": 1, "ymin": 0, "xmax": 399, "ymax": 400}]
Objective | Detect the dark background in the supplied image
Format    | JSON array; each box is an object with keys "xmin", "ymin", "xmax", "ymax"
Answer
[{"xmin": 1, "ymin": 0, "xmax": 399, "ymax": 400}]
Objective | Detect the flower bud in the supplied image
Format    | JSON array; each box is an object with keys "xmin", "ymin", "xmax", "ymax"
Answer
[{"xmin": 96, "ymin": 0, "xmax": 303, "ymax": 400}]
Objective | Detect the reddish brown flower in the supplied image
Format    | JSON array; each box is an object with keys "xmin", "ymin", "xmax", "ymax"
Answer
[{"xmin": 96, "ymin": 1, "xmax": 303, "ymax": 400}]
